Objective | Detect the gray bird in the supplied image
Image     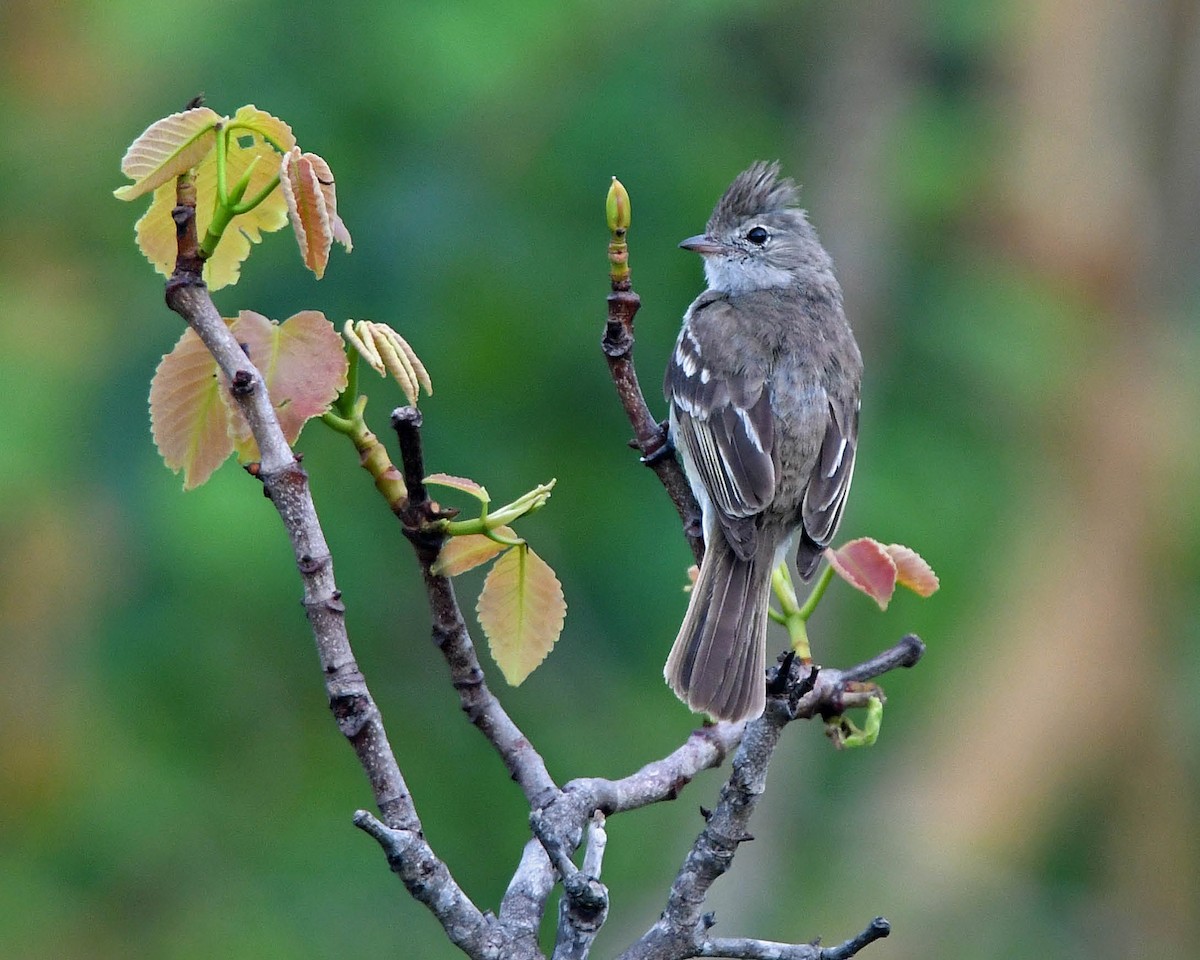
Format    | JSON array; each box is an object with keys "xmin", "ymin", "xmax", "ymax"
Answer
[{"xmin": 663, "ymin": 161, "xmax": 862, "ymax": 722}]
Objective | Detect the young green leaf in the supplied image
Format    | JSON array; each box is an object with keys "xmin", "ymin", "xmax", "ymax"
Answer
[
  {"xmin": 476, "ymin": 543, "xmax": 566, "ymax": 686},
  {"xmin": 114, "ymin": 106, "xmax": 221, "ymax": 201},
  {"xmin": 149, "ymin": 325, "xmax": 234, "ymax": 489},
  {"xmin": 826, "ymin": 538, "xmax": 898, "ymax": 610},
  {"xmin": 132, "ymin": 126, "xmax": 290, "ymax": 290},
  {"xmin": 344, "ymin": 320, "xmax": 432, "ymax": 403},
  {"xmin": 431, "ymin": 528, "xmax": 517, "ymax": 577},
  {"xmin": 886, "ymin": 544, "xmax": 940, "ymax": 598},
  {"xmin": 230, "ymin": 104, "xmax": 296, "ymax": 153},
  {"xmin": 224, "ymin": 311, "xmax": 350, "ymax": 460}
]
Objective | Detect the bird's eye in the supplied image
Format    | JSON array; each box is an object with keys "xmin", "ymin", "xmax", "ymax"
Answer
[{"xmin": 746, "ymin": 226, "xmax": 769, "ymax": 245}]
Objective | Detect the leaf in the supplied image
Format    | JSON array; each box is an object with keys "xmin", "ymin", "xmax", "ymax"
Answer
[
  {"xmin": 201, "ymin": 129, "xmax": 291, "ymax": 290},
  {"xmin": 425, "ymin": 473, "xmax": 489, "ymax": 502},
  {"xmin": 132, "ymin": 126, "xmax": 291, "ymax": 290},
  {"xmin": 149, "ymin": 325, "xmax": 235, "ymax": 489},
  {"xmin": 477, "ymin": 544, "xmax": 566, "ymax": 686},
  {"xmin": 303, "ymin": 152, "xmax": 352, "ymax": 251},
  {"xmin": 114, "ymin": 106, "xmax": 222, "ymax": 201},
  {"xmin": 826, "ymin": 538, "xmax": 898, "ymax": 610},
  {"xmin": 344, "ymin": 320, "xmax": 431, "ymax": 403},
  {"xmin": 230, "ymin": 104, "xmax": 296, "ymax": 152},
  {"xmin": 279, "ymin": 148, "xmax": 351, "ymax": 279},
  {"xmin": 225, "ymin": 310, "xmax": 350, "ymax": 460},
  {"xmin": 431, "ymin": 528, "xmax": 517, "ymax": 577},
  {"xmin": 886, "ymin": 544, "xmax": 940, "ymax": 597}
]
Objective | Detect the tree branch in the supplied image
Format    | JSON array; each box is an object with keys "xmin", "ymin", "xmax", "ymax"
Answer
[
  {"xmin": 603, "ymin": 257, "xmax": 703, "ymax": 563},
  {"xmin": 164, "ymin": 171, "xmax": 489, "ymax": 952},
  {"xmin": 698, "ymin": 915, "xmax": 890, "ymax": 959},
  {"xmin": 618, "ymin": 638, "xmax": 922, "ymax": 960}
]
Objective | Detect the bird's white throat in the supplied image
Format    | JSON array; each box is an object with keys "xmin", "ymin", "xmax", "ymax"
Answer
[{"xmin": 703, "ymin": 255, "xmax": 795, "ymax": 295}]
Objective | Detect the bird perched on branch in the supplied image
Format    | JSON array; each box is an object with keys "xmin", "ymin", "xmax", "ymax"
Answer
[{"xmin": 664, "ymin": 161, "xmax": 862, "ymax": 722}]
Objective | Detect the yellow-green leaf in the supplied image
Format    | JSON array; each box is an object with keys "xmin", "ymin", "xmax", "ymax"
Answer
[
  {"xmin": 431, "ymin": 528, "xmax": 517, "ymax": 577},
  {"xmin": 115, "ymin": 106, "xmax": 222, "ymax": 201},
  {"xmin": 202, "ymin": 130, "xmax": 291, "ymax": 290},
  {"xmin": 149, "ymin": 325, "xmax": 235, "ymax": 489},
  {"xmin": 132, "ymin": 127, "xmax": 290, "ymax": 290},
  {"xmin": 230, "ymin": 104, "xmax": 296, "ymax": 153},
  {"xmin": 477, "ymin": 544, "xmax": 566, "ymax": 686},
  {"xmin": 225, "ymin": 310, "xmax": 350, "ymax": 460}
]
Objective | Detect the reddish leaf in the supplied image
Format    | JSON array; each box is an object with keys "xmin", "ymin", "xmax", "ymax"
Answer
[
  {"xmin": 280, "ymin": 148, "xmax": 350, "ymax": 279},
  {"xmin": 826, "ymin": 538, "xmax": 898, "ymax": 610},
  {"xmin": 431, "ymin": 528, "xmax": 517, "ymax": 577},
  {"xmin": 886, "ymin": 544, "xmax": 940, "ymax": 597},
  {"xmin": 476, "ymin": 544, "xmax": 566, "ymax": 686},
  {"xmin": 149, "ymin": 325, "xmax": 234, "ymax": 489},
  {"xmin": 225, "ymin": 310, "xmax": 349, "ymax": 459}
]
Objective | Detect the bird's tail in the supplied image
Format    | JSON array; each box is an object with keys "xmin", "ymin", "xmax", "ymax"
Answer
[{"xmin": 664, "ymin": 541, "xmax": 773, "ymax": 722}]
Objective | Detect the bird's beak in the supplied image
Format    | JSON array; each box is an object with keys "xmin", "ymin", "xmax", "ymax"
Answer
[{"xmin": 679, "ymin": 234, "xmax": 727, "ymax": 255}]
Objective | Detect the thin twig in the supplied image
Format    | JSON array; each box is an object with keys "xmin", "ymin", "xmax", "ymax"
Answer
[{"xmin": 603, "ymin": 272, "xmax": 703, "ymax": 563}]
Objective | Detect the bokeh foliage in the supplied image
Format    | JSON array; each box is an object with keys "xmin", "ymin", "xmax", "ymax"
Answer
[{"xmin": 2, "ymin": 0, "xmax": 1199, "ymax": 958}]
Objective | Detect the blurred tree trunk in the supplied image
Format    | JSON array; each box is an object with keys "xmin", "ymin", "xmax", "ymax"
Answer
[{"xmin": 872, "ymin": 0, "xmax": 1200, "ymax": 956}]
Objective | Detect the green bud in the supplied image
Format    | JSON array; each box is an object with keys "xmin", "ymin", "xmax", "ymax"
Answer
[{"xmin": 606, "ymin": 177, "xmax": 630, "ymax": 233}]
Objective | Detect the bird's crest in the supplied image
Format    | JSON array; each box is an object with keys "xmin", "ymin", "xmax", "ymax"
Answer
[{"xmin": 707, "ymin": 161, "xmax": 801, "ymax": 233}]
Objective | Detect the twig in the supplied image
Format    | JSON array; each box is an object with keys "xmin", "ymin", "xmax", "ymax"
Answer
[
  {"xmin": 551, "ymin": 813, "xmax": 610, "ymax": 960},
  {"xmin": 697, "ymin": 915, "xmax": 889, "ymax": 959},
  {"xmin": 603, "ymin": 256, "xmax": 703, "ymax": 563}
]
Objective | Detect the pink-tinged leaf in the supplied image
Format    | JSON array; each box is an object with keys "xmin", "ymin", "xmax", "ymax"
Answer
[
  {"xmin": 225, "ymin": 311, "xmax": 349, "ymax": 459},
  {"xmin": 886, "ymin": 544, "xmax": 940, "ymax": 598},
  {"xmin": 280, "ymin": 148, "xmax": 333, "ymax": 279},
  {"xmin": 230, "ymin": 104, "xmax": 296, "ymax": 152},
  {"xmin": 431, "ymin": 528, "xmax": 517, "ymax": 577},
  {"xmin": 115, "ymin": 106, "xmax": 222, "ymax": 200},
  {"xmin": 149, "ymin": 325, "xmax": 235, "ymax": 489},
  {"xmin": 303, "ymin": 152, "xmax": 352, "ymax": 251},
  {"xmin": 425, "ymin": 473, "xmax": 489, "ymax": 502},
  {"xmin": 477, "ymin": 544, "xmax": 566, "ymax": 686},
  {"xmin": 826, "ymin": 538, "xmax": 898, "ymax": 610}
]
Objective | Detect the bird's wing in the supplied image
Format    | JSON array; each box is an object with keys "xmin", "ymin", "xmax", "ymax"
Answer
[
  {"xmin": 665, "ymin": 314, "xmax": 776, "ymax": 560},
  {"xmin": 796, "ymin": 395, "xmax": 858, "ymax": 577}
]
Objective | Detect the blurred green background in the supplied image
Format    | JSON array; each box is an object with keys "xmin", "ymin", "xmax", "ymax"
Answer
[{"xmin": 3, "ymin": 0, "xmax": 1198, "ymax": 957}]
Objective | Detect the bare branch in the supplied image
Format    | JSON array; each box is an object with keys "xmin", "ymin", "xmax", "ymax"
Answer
[
  {"xmin": 354, "ymin": 810, "xmax": 503, "ymax": 956},
  {"xmin": 698, "ymin": 916, "xmax": 889, "ymax": 959},
  {"xmin": 618, "ymin": 640, "xmax": 921, "ymax": 960},
  {"xmin": 603, "ymin": 264, "xmax": 703, "ymax": 563}
]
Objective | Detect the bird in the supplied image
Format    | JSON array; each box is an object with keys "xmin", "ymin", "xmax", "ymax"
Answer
[{"xmin": 663, "ymin": 161, "xmax": 862, "ymax": 722}]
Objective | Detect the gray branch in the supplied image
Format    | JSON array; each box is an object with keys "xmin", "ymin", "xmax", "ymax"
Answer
[
  {"xmin": 617, "ymin": 641, "xmax": 922, "ymax": 960},
  {"xmin": 163, "ymin": 175, "xmax": 490, "ymax": 952}
]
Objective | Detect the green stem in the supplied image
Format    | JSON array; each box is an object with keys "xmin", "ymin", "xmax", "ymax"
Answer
[
  {"xmin": 334, "ymin": 350, "xmax": 360, "ymax": 419},
  {"xmin": 231, "ymin": 172, "xmax": 280, "ymax": 215},
  {"xmin": 797, "ymin": 564, "xmax": 835, "ymax": 621}
]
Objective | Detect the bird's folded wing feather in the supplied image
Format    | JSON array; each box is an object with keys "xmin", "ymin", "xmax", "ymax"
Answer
[
  {"xmin": 801, "ymin": 396, "xmax": 858, "ymax": 548},
  {"xmin": 665, "ymin": 320, "xmax": 776, "ymax": 559}
]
